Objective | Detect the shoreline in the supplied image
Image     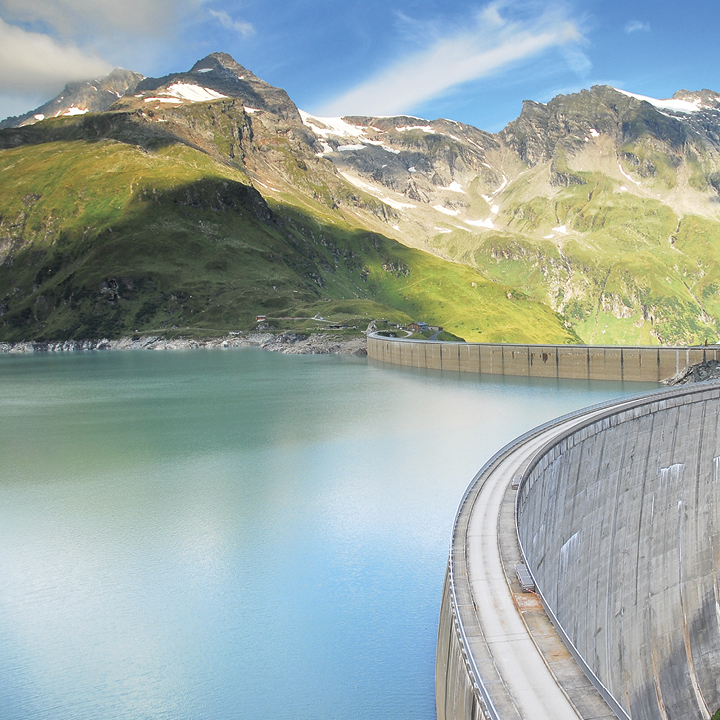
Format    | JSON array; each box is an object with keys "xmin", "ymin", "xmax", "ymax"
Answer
[{"xmin": 0, "ymin": 332, "xmax": 368, "ymax": 356}]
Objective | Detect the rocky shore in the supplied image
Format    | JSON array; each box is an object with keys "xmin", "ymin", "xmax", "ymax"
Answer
[
  {"xmin": 0, "ymin": 332, "xmax": 368, "ymax": 356},
  {"xmin": 663, "ymin": 359, "xmax": 720, "ymax": 385}
]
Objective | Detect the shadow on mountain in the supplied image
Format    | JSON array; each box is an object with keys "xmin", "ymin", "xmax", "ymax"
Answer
[
  {"xmin": 0, "ymin": 177, "xmax": 427, "ymax": 341},
  {"xmin": 0, "ymin": 111, "xmax": 195, "ymax": 153}
]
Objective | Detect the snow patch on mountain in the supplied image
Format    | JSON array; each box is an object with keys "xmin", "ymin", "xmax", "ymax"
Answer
[
  {"xmin": 440, "ymin": 181, "xmax": 465, "ymax": 193},
  {"xmin": 299, "ymin": 112, "xmax": 366, "ymax": 138},
  {"xmin": 361, "ymin": 139, "xmax": 400, "ymax": 154},
  {"xmin": 615, "ymin": 88, "xmax": 702, "ymax": 114},
  {"xmin": 56, "ymin": 107, "xmax": 88, "ymax": 117},
  {"xmin": 433, "ymin": 205, "xmax": 460, "ymax": 216},
  {"xmin": 300, "ymin": 112, "xmax": 406, "ymax": 155},
  {"xmin": 617, "ymin": 160, "xmax": 641, "ymax": 186},
  {"xmin": 465, "ymin": 218, "xmax": 494, "ymax": 229},
  {"xmin": 397, "ymin": 125, "xmax": 435, "ymax": 133},
  {"xmin": 159, "ymin": 83, "xmax": 229, "ymax": 103}
]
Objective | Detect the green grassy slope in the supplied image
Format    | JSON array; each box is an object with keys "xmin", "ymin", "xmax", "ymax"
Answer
[
  {"xmin": 425, "ymin": 166, "xmax": 720, "ymax": 346},
  {"xmin": 6, "ymin": 80, "xmax": 720, "ymax": 347},
  {"xmin": 0, "ymin": 136, "xmax": 576, "ymax": 343}
]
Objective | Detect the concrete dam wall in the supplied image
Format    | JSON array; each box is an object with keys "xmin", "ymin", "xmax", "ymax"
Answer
[
  {"xmin": 437, "ymin": 384, "xmax": 720, "ymax": 720},
  {"xmin": 517, "ymin": 384, "xmax": 720, "ymax": 720},
  {"xmin": 368, "ymin": 334, "xmax": 720, "ymax": 382}
]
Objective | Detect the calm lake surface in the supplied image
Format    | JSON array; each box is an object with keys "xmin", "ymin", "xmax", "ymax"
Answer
[{"xmin": 0, "ymin": 348, "xmax": 656, "ymax": 720}]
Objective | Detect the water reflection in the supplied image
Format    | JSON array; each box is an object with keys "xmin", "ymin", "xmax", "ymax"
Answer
[{"xmin": 0, "ymin": 348, "xmax": 656, "ymax": 720}]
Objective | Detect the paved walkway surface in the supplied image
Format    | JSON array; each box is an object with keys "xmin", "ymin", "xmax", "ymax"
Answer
[{"xmin": 454, "ymin": 400, "xmax": 640, "ymax": 720}]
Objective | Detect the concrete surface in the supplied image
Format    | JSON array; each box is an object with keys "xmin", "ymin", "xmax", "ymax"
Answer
[
  {"xmin": 517, "ymin": 383, "xmax": 720, "ymax": 720},
  {"xmin": 437, "ymin": 383, "xmax": 720, "ymax": 720},
  {"xmin": 368, "ymin": 334, "xmax": 720, "ymax": 382}
]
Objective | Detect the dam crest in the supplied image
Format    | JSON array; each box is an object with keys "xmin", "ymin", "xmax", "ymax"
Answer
[
  {"xmin": 367, "ymin": 334, "xmax": 720, "ymax": 383},
  {"xmin": 436, "ymin": 382, "xmax": 720, "ymax": 720}
]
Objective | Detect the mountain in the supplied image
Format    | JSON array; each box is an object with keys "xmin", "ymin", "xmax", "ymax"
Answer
[
  {"xmin": 1, "ymin": 52, "xmax": 720, "ymax": 345},
  {"xmin": 305, "ymin": 85, "xmax": 720, "ymax": 344},
  {"xmin": 0, "ymin": 69, "xmax": 145, "ymax": 130}
]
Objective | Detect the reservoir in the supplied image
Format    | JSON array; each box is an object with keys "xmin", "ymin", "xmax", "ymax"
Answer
[{"xmin": 0, "ymin": 348, "xmax": 654, "ymax": 720}]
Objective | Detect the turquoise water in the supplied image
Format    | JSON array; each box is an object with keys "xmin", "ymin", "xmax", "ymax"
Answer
[{"xmin": 0, "ymin": 348, "xmax": 655, "ymax": 720}]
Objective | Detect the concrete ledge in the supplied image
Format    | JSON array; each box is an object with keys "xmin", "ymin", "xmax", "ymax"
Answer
[
  {"xmin": 437, "ymin": 383, "xmax": 720, "ymax": 720},
  {"xmin": 369, "ymin": 334, "xmax": 720, "ymax": 383}
]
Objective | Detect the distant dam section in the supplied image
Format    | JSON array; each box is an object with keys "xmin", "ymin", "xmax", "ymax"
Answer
[
  {"xmin": 437, "ymin": 382, "xmax": 720, "ymax": 720},
  {"xmin": 367, "ymin": 334, "xmax": 720, "ymax": 383}
]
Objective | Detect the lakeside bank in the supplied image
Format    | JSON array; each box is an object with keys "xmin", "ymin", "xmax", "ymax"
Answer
[{"xmin": 0, "ymin": 331, "xmax": 367, "ymax": 356}]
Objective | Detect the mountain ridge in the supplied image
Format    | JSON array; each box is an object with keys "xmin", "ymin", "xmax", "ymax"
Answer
[
  {"xmin": 0, "ymin": 69, "xmax": 145, "ymax": 130},
  {"xmin": 2, "ymin": 53, "xmax": 720, "ymax": 345}
]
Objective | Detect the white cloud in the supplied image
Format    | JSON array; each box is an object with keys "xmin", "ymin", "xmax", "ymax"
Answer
[
  {"xmin": 318, "ymin": 4, "xmax": 584, "ymax": 117},
  {"xmin": 0, "ymin": 0, "xmax": 190, "ymax": 37},
  {"xmin": 0, "ymin": 16, "xmax": 112, "ymax": 94},
  {"xmin": 208, "ymin": 8, "xmax": 254, "ymax": 38},
  {"xmin": 624, "ymin": 20, "xmax": 650, "ymax": 34},
  {"xmin": 561, "ymin": 44, "xmax": 591, "ymax": 76}
]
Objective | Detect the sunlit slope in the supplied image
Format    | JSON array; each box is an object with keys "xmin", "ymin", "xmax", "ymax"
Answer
[
  {"xmin": 6, "ymin": 63, "xmax": 720, "ymax": 347},
  {"xmin": 424, "ymin": 167, "xmax": 720, "ymax": 345},
  {"xmin": 0, "ymin": 137, "xmax": 575, "ymax": 343},
  {"xmin": 321, "ymin": 85, "xmax": 720, "ymax": 346}
]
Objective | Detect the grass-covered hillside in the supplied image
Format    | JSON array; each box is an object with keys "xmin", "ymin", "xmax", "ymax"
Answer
[
  {"xmin": 3, "ymin": 55, "xmax": 720, "ymax": 346},
  {"xmin": 0, "ymin": 128, "xmax": 575, "ymax": 343},
  {"xmin": 324, "ymin": 85, "xmax": 720, "ymax": 346}
]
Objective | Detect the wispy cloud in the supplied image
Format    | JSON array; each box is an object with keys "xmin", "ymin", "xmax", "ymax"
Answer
[
  {"xmin": 208, "ymin": 8, "xmax": 254, "ymax": 38},
  {"xmin": 624, "ymin": 20, "xmax": 650, "ymax": 34},
  {"xmin": 318, "ymin": 3, "xmax": 584, "ymax": 117},
  {"xmin": 0, "ymin": 16, "xmax": 111, "ymax": 93},
  {"xmin": 0, "ymin": 0, "xmax": 189, "ymax": 37}
]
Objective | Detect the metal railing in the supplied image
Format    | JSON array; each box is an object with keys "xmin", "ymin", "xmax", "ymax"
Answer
[{"xmin": 444, "ymin": 382, "xmax": 720, "ymax": 720}]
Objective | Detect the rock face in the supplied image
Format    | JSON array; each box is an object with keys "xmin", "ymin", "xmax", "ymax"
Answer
[
  {"xmin": 5, "ymin": 55, "xmax": 720, "ymax": 346},
  {"xmin": 664, "ymin": 359, "xmax": 720, "ymax": 384},
  {"xmin": 0, "ymin": 69, "xmax": 145, "ymax": 129},
  {"xmin": 0, "ymin": 332, "xmax": 367, "ymax": 356}
]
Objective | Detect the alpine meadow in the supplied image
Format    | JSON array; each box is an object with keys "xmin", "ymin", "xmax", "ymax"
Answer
[{"xmin": 2, "ymin": 52, "xmax": 720, "ymax": 346}]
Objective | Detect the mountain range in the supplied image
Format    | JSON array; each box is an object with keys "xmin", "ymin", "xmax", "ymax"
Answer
[{"xmin": 2, "ymin": 51, "xmax": 720, "ymax": 345}]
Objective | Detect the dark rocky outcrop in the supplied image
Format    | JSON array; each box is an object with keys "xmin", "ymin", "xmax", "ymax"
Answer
[{"xmin": 0, "ymin": 68, "xmax": 145, "ymax": 129}]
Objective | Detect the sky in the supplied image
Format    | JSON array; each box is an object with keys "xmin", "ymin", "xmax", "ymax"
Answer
[{"xmin": 1, "ymin": 0, "xmax": 720, "ymax": 131}]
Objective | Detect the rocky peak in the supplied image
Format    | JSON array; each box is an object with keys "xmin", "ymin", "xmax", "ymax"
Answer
[
  {"xmin": 671, "ymin": 88, "xmax": 720, "ymax": 110},
  {"xmin": 134, "ymin": 52, "xmax": 302, "ymax": 122},
  {"xmin": 190, "ymin": 52, "xmax": 256, "ymax": 81},
  {"xmin": 0, "ymin": 68, "xmax": 145, "ymax": 129},
  {"xmin": 499, "ymin": 84, "xmax": 695, "ymax": 167}
]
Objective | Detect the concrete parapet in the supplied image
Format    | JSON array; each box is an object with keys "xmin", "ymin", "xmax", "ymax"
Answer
[
  {"xmin": 516, "ymin": 384, "xmax": 720, "ymax": 720},
  {"xmin": 437, "ymin": 383, "xmax": 720, "ymax": 720},
  {"xmin": 368, "ymin": 334, "xmax": 720, "ymax": 383}
]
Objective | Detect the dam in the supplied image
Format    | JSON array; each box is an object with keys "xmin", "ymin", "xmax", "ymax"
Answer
[
  {"xmin": 367, "ymin": 334, "xmax": 720, "ymax": 383},
  {"xmin": 437, "ymin": 382, "xmax": 720, "ymax": 720}
]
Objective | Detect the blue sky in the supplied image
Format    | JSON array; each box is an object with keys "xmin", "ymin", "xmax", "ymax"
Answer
[{"xmin": 1, "ymin": 0, "xmax": 719, "ymax": 131}]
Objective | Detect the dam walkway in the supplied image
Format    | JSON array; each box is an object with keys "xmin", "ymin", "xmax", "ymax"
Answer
[{"xmin": 437, "ymin": 395, "xmax": 649, "ymax": 720}]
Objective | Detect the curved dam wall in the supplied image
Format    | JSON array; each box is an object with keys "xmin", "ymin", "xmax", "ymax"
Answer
[
  {"xmin": 517, "ymin": 384, "xmax": 720, "ymax": 720},
  {"xmin": 368, "ymin": 334, "xmax": 720, "ymax": 382}
]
